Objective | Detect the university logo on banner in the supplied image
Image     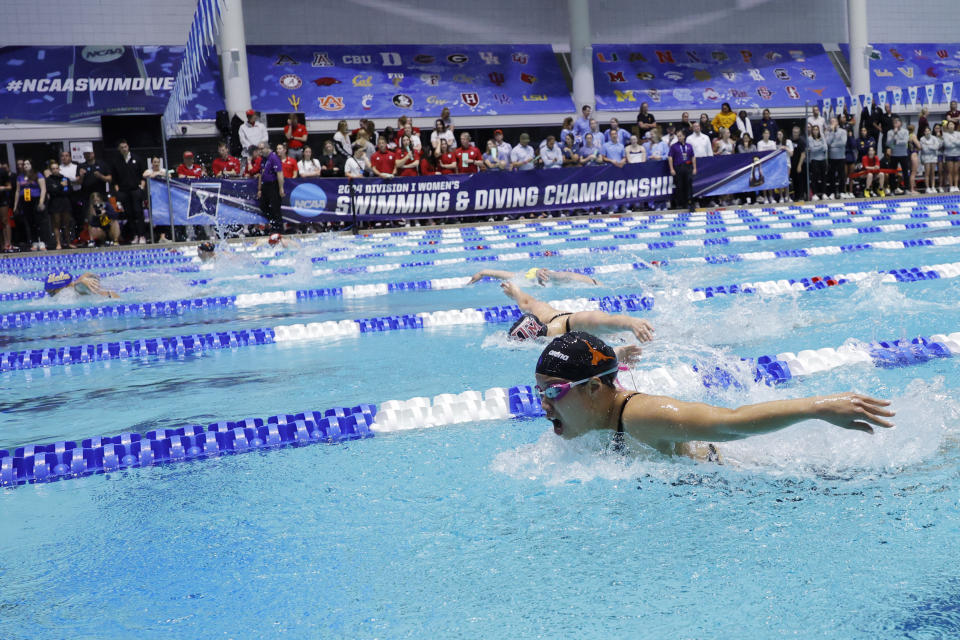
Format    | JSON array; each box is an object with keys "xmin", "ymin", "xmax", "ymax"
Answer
[
  {"xmin": 187, "ymin": 182, "xmax": 221, "ymax": 220},
  {"xmin": 925, "ymin": 84, "xmax": 936, "ymax": 104},
  {"xmin": 460, "ymin": 92, "xmax": 480, "ymax": 107},
  {"xmin": 785, "ymin": 86, "xmax": 800, "ymax": 99}
]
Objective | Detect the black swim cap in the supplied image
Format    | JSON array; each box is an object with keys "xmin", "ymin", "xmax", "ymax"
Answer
[
  {"xmin": 198, "ymin": 242, "xmax": 215, "ymax": 253},
  {"xmin": 508, "ymin": 313, "xmax": 547, "ymax": 341},
  {"xmin": 536, "ymin": 331, "xmax": 618, "ymax": 382}
]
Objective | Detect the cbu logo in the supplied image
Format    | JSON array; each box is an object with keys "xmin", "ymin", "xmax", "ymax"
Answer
[{"xmin": 81, "ymin": 46, "xmax": 125, "ymax": 63}]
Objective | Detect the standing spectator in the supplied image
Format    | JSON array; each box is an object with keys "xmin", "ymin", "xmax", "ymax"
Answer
[
  {"xmin": 806, "ymin": 105, "xmax": 826, "ymax": 136},
  {"xmin": 861, "ymin": 146, "xmax": 884, "ymax": 197},
  {"xmin": 492, "ymin": 129, "xmax": 512, "ymax": 160},
  {"xmin": 697, "ymin": 113, "xmax": 716, "ymax": 139},
  {"xmin": 579, "ymin": 133, "xmax": 602, "ymax": 165},
  {"xmin": 430, "ymin": 119, "xmax": 455, "ymax": 155},
  {"xmin": 587, "ymin": 119, "xmax": 603, "ymax": 147},
  {"xmin": 318, "ymin": 140, "xmax": 346, "ymax": 178},
  {"xmin": 539, "ymin": 136, "xmax": 563, "ymax": 169},
  {"xmin": 946, "ymin": 101, "xmax": 960, "ymax": 130},
  {"xmin": 735, "ymin": 111, "xmax": 754, "ymax": 141},
  {"xmin": 277, "ymin": 143, "xmax": 298, "ymax": 179},
  {"xmin": 601, "ymin": 132, "xmax": 626, "ymax": 168},
  {"xmin": 919, "ymin": 125, "xmax": 942, "ymax": 193},
  {"xmin": 243, "ymin": 146, "xmax": 263, "ymax": 177},
  {"xmin": 176, "ymin": 151, "xmax": 204, "ymax": 178},
  {"xmin": 211, "ymin": 141, "xmax": 242, "ymax": 177},
  {"xmin": 943, "ymin": 120, "xmax": 960, "ymax": 192},
  {"xmin": 333, "ymin": 120, "xmax": 352, "ymax": 157},
  {"xmin": 55, "ymin": 150, "xmax": 82, "ymax": 236},
  {"xmin": 484, "ymin": 140, "xmax": 508, "ymax": 171},
  {"xmin": 0, "ymin": 162, "xmax": 13, "ymax": 251},
  {"xmin": 510, "ymin": 133, "xmax": 536, "ymax": 171},
  {"xmin": 711, "ymin": 103, "xmax": 736, "ymax": 136},
  {"xmin": 142, "ymin": 157, "xmax": 169, "ymax": 243},
  {"xmin": 283, "ymin": 114, "xmax": 308, "ymax": 159},
  {"xmin": 636, "ymin": 102, "xmax": 656, "ymax": 137},
  {"xmin": 713, "ymin": 128, "xmax": 734, "ymax": 155},
  {"xmin": 13, "ymin": 160, "xmax": 49, "ymax": 250},
  {"xmin": 625, "ymin": 135, "xmax": 646, "ymax": 163},
  {"xmin": 396, "ymin": 134, "xmax": 421, "ymax": 177},
  {"xmin": 687, "ymin": 122, "xmax": 713, "ymax": 158},
  {"xmin": 807, "ymin": 125, "xmax": 828, "ymax": 200},
  {"xmin": 45, "ymin": 160, "xmax": 73, "ymax": 249},
  {"xmin": 667, "ymin": 130, "xmax": 696, "ymax": 211},
  {"xmin": 605, "ymin": 118, "xmax": 628, "ymax": 145},
  {"xmin": 257, "ymin": 144, "xmax": 284, "ymax": 231},
  {"xmin": 382, "ymin": 126, "xmax": 399, "ymax": 152},
  {"xmin": 662, "ymin": 122, "xmax": 678, "ymax": 147},
  {"xmin": 917, "ymin": 107, "xmax": 930, "ymax": 142},
  {"xmin": 775, "ymin": 130, "xmax": 794, "ymax": 202},
  {"xmin": 559, "ymin": 117, "xmax": 575, "ymax": 146},
  {"xmin": 573, "ymin": 105, "xmax": 592, "ymax": 144},
  {"xmin": 756, "ymin": 129, "xmax": 778, "ymax": 203},
  {"xmin": 112, "ymin": 139, "xmax": 147, "ymax": 243},
  {"xmin": 790, "ymin": 126, "xmax": 807, "ymax": 201},
  {"xmin": 238, "ymin": 110, "xmax": 268, "ymax": 160},
  {"xmin": 437, "ymin": 139, "xmax": 457, "ymax": 174},
  {"xmin": 370, "ymin": 137, "xmax": 399, "ymax": 179},
  {"xmin": 353, "ymin": 131, "xmax": 375, "ymax": 157},
  {"xmin": 454, "ymin": 132, "xmax": 483, "ymax": 174},
  {"xmin": 879, "ymin": 103, "xmax": 895, "ymax": 140},
  {"xmin": 676, "ymin": 112, "xmax": 692, "ymax": 136},
  {"xmin": 825, "ymin": 117, "xmax": 849, "ymax": 198},
  {"xmin": 297, "ymin": 146, "xmax": 322, "ymax": 177},
  {"xmin": 885, "ymin": 117, "xmax": 910, "ymax": 195},
  {"xmin": 757, "ymin": 109, "xmax": 777, "ymax": 139},
  {"xmin": 643, "ymin": 130, "xmax": 669, "ymax": 161},
  {"xmin": 419, "ymin": 147, "xmax": 440, "ymax": 176},
  {"xmin": 439, "ymin": 106, "xmax": 453, "ymax": 131},
  {"xmin": 907, "ymin": 124, "xmax": 921, "ymax": 194},
  {"xmin": 561, "ymin": 134, "xmax": 580, "ymax": 166},
  {"xmin": 344, "ymin": 146, "xmax": 367, "ymax": 178},
  {"xmin": 934, "ymin": 122, "xmax": 946, "ymax": 193},
  {"xmin": 856, "ymin": 125, "xmax": 875, "ymax": 160},
  {"xmin": 397, "ymin": 123, "xmax": 422, "ymax": 151},
  {"xmin": 78, "ymin": 150, "xmax": 111, "ymax": 201}
]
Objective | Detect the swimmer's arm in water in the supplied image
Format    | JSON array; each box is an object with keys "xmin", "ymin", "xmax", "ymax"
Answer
[
  {"xmin": 468, "ymin": 269, "xmax": 517, "ymax": 284},
  {"xmin": 75, "ymin": 274, "xmax": 119, "ymax": 299},
  {"xmin": 568, "ymin": 311, "xmax": 654, "ymax": 342},
  {"xmin": 536, "ymin": 270, "xmax": 599, "ymax": 286},
  {"xmin": 499, "ymin": 281, "xmax": 557, "ymax": 322},
  {"xmin": 613, "ymin": 345, "xmax": 642, "ymax": 365},
  {"xmin": 623, "ymin": 392, "xmax": 894, "ymax": 447}
]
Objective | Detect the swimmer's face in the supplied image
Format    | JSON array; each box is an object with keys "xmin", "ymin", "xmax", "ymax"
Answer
[{"xmin": 535, "ymin": 373, "xmax": 600, "ymax": 439}]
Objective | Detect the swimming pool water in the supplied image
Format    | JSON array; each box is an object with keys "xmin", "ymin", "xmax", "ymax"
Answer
[{"xmin": 2, "ymin": 200, "xmax": 960, "ymax": 638}]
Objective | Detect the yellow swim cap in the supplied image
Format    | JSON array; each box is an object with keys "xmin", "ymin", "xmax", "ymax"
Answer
[{"xmin": 525, "ymin": 268, "xmax": 539, "ymax": 280}]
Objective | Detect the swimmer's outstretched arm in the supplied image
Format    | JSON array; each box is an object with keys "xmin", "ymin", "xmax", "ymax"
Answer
[
  {"xmin": 537, "ymin": 269, "xmax": 599, "ymax": 286},
  {"xmin": 622, "ymin": 392, "xmax": 894, "ymax": 447},
  {"xmin": 468, "ymin": 269, "xmax": 517, "ymax": 284},
  {"xmin": 568, "ymin": 311, "xmax": 654, "ymax": 342},
  {"xmin": 500, "ymin": 281, "xmax": 557, "ymax": 322},
  {"xmin": 76, "ymin": 273, "xmax": 119, "ymax": 298}
]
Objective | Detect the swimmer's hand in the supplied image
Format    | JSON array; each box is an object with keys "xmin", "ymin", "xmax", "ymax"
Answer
[
  {"xmin": 614, "ymin": 345, "xmax": 642, "ymax": 365},
  {"xmin": 535, "ymin": 269, "xmax": 551, "ymax": 285},
  {"xmin": 628, "ymin": 317, "xmax": 655, "ymax": 343},
  {"xmin": 469, "ymin": 269, "xmax": 516, "ymax": 284},
  {"xmin": 812, "ymin": 393, "xmax": 895, "ymax": 434}
]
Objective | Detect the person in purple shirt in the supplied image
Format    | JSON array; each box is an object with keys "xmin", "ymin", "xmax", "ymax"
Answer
[
  {"xmin": 257, "ymin": 146, "xmax": 285, "ymax": 232},
  {"xmin": 667, "ymin": 129, "xmax": 697, "ymax": 211}
]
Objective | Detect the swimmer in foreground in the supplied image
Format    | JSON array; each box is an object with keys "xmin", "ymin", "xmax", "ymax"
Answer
[
  {"xmin": 468, "ymin": 268, "xmax": 599, "ymax": 286},
  {"xmin": 44, "ymin": 271, "xmax": 119, "ymax": 298},
  {"xmin": 535, "ymin": 332, "xmax": 895, "ymax": 461}
]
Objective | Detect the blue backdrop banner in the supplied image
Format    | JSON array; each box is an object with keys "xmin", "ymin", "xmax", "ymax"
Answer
[
  {"xmin": 0, "ymin": 46, "xmax": 221, "ymax": 122},
  {"xmin": 593, "ymin": 44, "xmax": 846, "ymax": 111},
  {"xmin": 840, "ymin": 43, "xmax": 960, "ymax": 93},
  {"xmin": 246, "ymin": 44, "xmax": 574, "ymax": 119},
  {"xmin": 148, "ymin": 153, "xmax": 787, "ymax": 225}
]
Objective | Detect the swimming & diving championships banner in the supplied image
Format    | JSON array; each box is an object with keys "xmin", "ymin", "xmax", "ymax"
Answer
[
  {"xmin": 148, "ymin": 152, "xmax": 788, "ymax": 225},
  {"xmin": 247, "ymin": 45, "xmax": 574, "ymax": 118},
  {"xmin": 593, "ymin": 44, "xmax": 846, "ymax": 111},
  {"xmin": 0, "ymin": 46, "xmax": 222, "ymax": 122}
]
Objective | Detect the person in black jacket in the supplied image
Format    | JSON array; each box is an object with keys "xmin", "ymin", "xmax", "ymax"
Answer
[
  {"xmin": 112, "ymin": 139, "xmax": 147, "ymax": 244},
  {"xmin": 318, "ymin": 140, "xmax": 346, "ymax": 177}
]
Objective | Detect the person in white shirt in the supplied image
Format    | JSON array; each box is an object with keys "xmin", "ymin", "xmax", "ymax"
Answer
[
  {"xmin": 492, "ymin": 128, "xmax": 512, "ymax": 160},
  {"xmin": 238, "ymin": 110, "xmax": 268, "ymax": 159},
  {"xmin": 625, "ymin": 135, "xmax": 646, "ymax": 163},
  {"xmin": 297, "ymin": 146, "xmax": 322, "ymax": 177},
  {"xmin": 539, "ymin": 136, "xmax": 563, "ymax": 168},
  {"xmin": 806, "ymin": 105, "xmax": 826, "ymax": 137},
  {"xmin": 735, "ymin": 110, "xmax": 754, "ymax": 141},
  {"xmin": 510, "ymin": 133, "xmax": 536, "ymax": 170},
  {"xmin": 686, "ymin": 122, "xmax": 713, "ymax": 157},
  {"xmin": 333, "ymin": 119, "xmax": 352, "ymax": 157},
  {"xmin": 430, "ymin": 119, "xmax": 455, "ymax": 155},
  {"xmin": 344, "ymin": 146, "xmax": 367, "ymax": 178},
  {"xmin": 755, "ymin": 129, "xmax": 779, "ymax": 203}
]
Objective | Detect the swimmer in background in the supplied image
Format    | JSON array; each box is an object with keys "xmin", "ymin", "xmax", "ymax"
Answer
[
  {"xmin": 534, "ymin": 332, "xmax": 894, "ymax": 462},
  {"xmin": 468, "ymin": 267, "xmax": 599, "ymax": 286},
  {"xmin": 197, "ymin": 241, "xmax": 216, "ymax": 262},
  {"xmin": 257, "ymin": 233, "xmax": 299, "ymax": 250},
  {"xmin": 44, "ymin": 271, "xmax": 119, "ymax": 298}
]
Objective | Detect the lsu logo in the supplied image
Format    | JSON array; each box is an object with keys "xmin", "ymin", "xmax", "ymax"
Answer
[{"xmin": 318, "ymin": 95, "xmax": 345, "ymax": 111}]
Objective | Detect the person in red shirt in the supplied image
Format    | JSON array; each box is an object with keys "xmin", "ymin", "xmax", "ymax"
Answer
[
  {"xmin": 453, "ymin": 132, "xmax": 483, "ymax": 174},
  {"xmin": 369, "ymin": 137, "xmax": 398, "ymax": 179},
  {"xmin": 394, "ymin": 121, "xmax": 422, "ymax": 150},
  {"xmin": 277, "ymin": 143, "xmax": 298, "ymax": 178},
  {"xmin": 438, "ymin": 139, "xmax": 457, "ymax": 175},
  {"xmin": 211, "ymin": 142, "xmax": 242, "ymax": 177},
  {"xmin": 861, "ymin": 145, "xmax": 885, "ymax": 197},
  {"xmin": 176, "ymin": 151, "xmax": 204, "ymax": 178},
  {"xmin": 946, "ymin": 100, "xmax": 960, "ymax": 130},
  {"xmin": 396, "ymin": 134, "xmax": 421, "ymax": 177},
  {"xmin": 284, "ymin": 114, "xmax": 308, "ymax": 159},
  {"xmin": 419, "ymin": 147, "xmax": 440, "ymax": 176},
  {"xmin": 243, "ymin": 145, "xmax": 263, "ymax": 177}
]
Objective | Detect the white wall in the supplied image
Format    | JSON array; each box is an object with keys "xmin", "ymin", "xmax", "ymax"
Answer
[{"xmin": 866, "ymin": 0, "xmax": 960, "ymax": 42}]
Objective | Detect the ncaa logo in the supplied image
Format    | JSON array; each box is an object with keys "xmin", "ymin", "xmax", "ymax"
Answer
[
  {"xmin": 393, "ymin": 93, "xmax": 413, "ymax": 108},
  {"xmin": 81, "ymin": 46, "xmax": 125, "ymax": 63},
  {"xmin": 460, "ymin": 92, "xmax": 480, "ymax": 107},
  {"xmin": 279, "ymin": 74, "xmax": 302, "ymax": 90}
]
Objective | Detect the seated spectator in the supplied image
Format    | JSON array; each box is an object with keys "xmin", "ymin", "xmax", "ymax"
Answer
[
  {"xmin": 711, "ymin": 103, "xmax": 736, "ymax": 136},
  {"xmin": 559, "ymin": 117, "xmax": 575, "ymax": 147},
  {"xmin": 85, "ymin": 192, "xmax": 120, "ymax": 246},
  {"xmin": 861, "ymin": 145, "xmax": 884, "ymax": 197},
  {"xmin": 579, "ymin": 133, "xmax": 602, "ymax": 165},
  {"xmin": 492, "ymin": 128, "xmax": 512, "ymax": 159},
  {"xmin": 757, "ymin": 129, "xmax": 777, "ymax": 153},
  {"xmin": 573, "ymin": 105, "xmax": 592, "ymax": 144},
  {"xmin": 334, "ymin": 119, "xmax": 352, "ymax": 156},
  {"xmin": 176, "ymin": 151, "xmax": 204, "ymax": 178},
  {"xmin": 396, "ymin": 134, "xmax": 421, "ymax": 176},
  {"xmin": 605, "ymin": 118, "xmax": 628, "ymax": 145},
  {"xmin": 601, "ymin": 132, "xmax": 626, "ymax": 168},
  {"xmin": 454, "ymin": 132, "xmax": 482, "ymax": 173},
  {"xmin": 430, "ymin": 119, "xmax": 455, "ymax": 154},
  {"xmin": 420, "ymin": 147, "xmax": 441, "ymax": 176},
  {"xmin": 636, "ymin": 102, "xmax": 656, "ymax": 137},
  {"xmin": 243, "ymin": 145, "xmax": 263, "ymax": 177},
  {"xmin": 561, "ymin": 134, "xmax": 580, "ymax": 166},
  {"xmin": 344, "ymin": 146, "xmax": 367, "ymax": 178},
  {"xmin": 879, "ymin": 146, "xmax": 900, "ymax": 193},
  {"xmin": 625, "ymin": 135, "xmax": 646, "ymax": 163},
  {"xmin": 354, "ymin": 130, "xmax": 376, "ymax": 157},
  {"xmin": 438, "ymin": 139, "xmax": 457, "ymax": 174},
  {"xmin": 370, "ymin": 137, "xmax": 399, "ymax": 179},
  {"xmin": 713, "ymin": 127, "xmax": 734, "ymax": 155},
  {"xmin": 510, "ymin": 133, "xmax": 537, "ymax": 171},
  {"xmin": 318, "ymin": 140, "xmax": 346, "ymax": 177},
  {"xmin": 277, "ymin": 143, "xmax": 298, "ymax": 179},
  {"xmin": 737, "ymin": 133, "xmax": 757, "ymax": 154},
  {"xmin": 284, "ymin": 114, "xmax": 308, "ymax": 159},
  {"xmin": 698, "ymin": 113, "xmax": 716, "ymax": 139},
  {"xmin": 211, "ymin": 142, "xmax": 242, "ymax": 177},
  {"xmin": 297, "ymin": 146, "xmax": 322, "ymax": 177},
  {"xmin": 483, "ymin": 140, "xmax": 508, "ymax": 171},
  {"xmin": 539, "ymin": 136, "xmax": 563, "ymax": 169},
  {"xmin": 643, "ymin": 129, "xmax": 669, "ymax": 161}
]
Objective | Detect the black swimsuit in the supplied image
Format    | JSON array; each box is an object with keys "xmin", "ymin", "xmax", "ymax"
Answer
[
  {"xmin": 547, "ymin": 312, "xmax": 573, "ymax": 333},
  {"xmin": 611, "ymin": 392, "xmax": 639, "ymax": 452}
]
